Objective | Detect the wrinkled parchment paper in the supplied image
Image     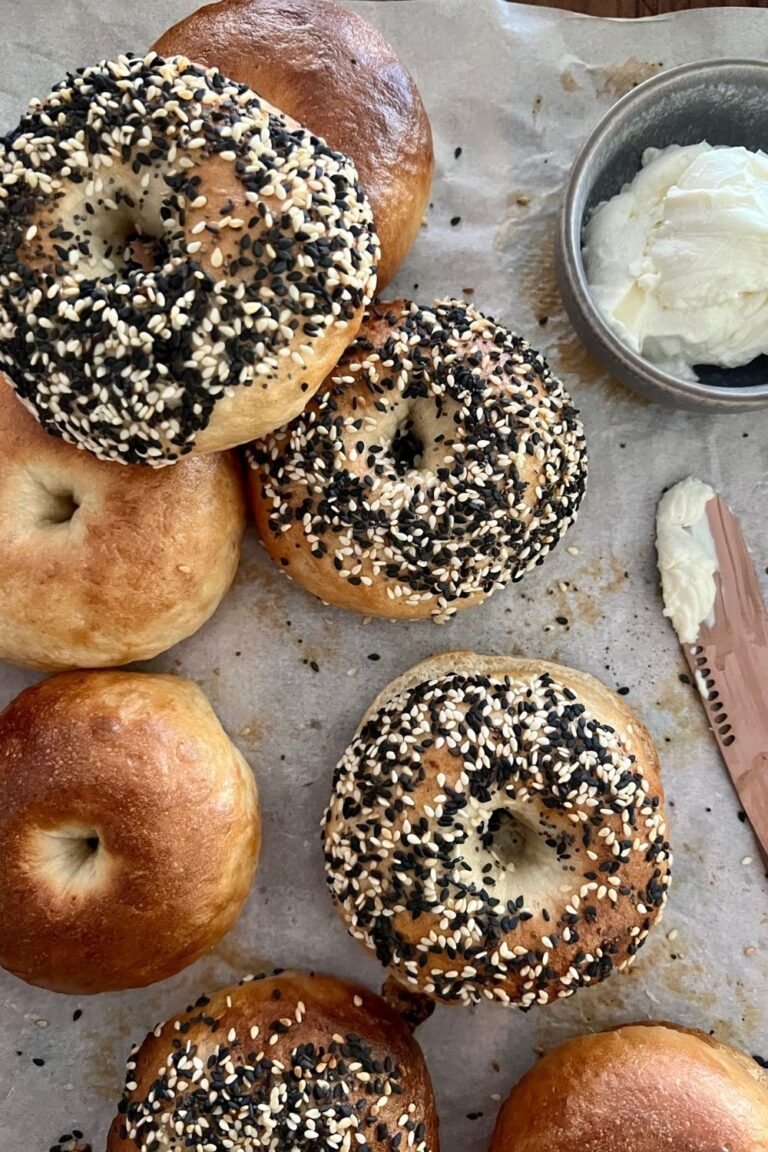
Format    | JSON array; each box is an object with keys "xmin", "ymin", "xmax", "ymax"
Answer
[{"xmin": 1, "ymin": 3, "xmax": 768, "ymax": 1149}]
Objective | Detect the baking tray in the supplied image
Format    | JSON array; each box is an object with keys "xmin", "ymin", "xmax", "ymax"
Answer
[{"xmin": 1, "ymin": 2, "xmax": 767, "ymax": 1149}]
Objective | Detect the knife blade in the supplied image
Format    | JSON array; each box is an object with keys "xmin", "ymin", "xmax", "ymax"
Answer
[{"xmin": 657, "ymin": 479, "xmax": 768, "ymax": 860}]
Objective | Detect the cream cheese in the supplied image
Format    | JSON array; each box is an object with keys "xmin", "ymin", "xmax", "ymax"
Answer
[
  {"xmin": 656, "ymin": 477, "xmax": 718, "ymax": 645},
  {"xmin": 584, "ymin": 143, "xmax": 768, "ymax": 381}
]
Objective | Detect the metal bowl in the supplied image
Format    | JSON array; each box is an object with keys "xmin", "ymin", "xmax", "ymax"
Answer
[{"xmin": 556, "ymin": 59, "xmax": 768, "ymax": 412}]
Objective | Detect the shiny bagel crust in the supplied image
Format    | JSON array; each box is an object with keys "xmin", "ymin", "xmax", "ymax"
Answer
[
  {"xmin": 490, "ymin": 1022, "xmax": 768, "ymax": 1152},
  {"xmin": 153, "ymin": 0, "xmax": 433, "ymax": 288},
  {"xmin": 0, "ymin": 670, "xmax": 260, "ymax": 994},
  {"xmin": 107, "ymin": 970, "xmax": 440, "ymax": 1150},
  {"xmin": 0, "ymin": 378, "xmax": 244, "ymax": 670}
]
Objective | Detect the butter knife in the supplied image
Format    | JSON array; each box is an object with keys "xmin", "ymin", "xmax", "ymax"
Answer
[{"xmin": 657, "ymin": 477, "xmax": 768, "ymax": 859}]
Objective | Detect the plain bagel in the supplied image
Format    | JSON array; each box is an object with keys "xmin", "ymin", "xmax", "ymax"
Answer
[
  {"xmin": 324, "ymin": 652, "xmax": 671, "ymax": 1007},
  {"xmin": 0, "ymin": 670, "xmax": 260, "ymax": 994},
  {"xmin": 108, "ymin": 969, "xmax": 440, "ymax": 1150},
  {"xmin": 0, "ymin": 377, "xmax": 244, "ymax": 670},
  {"xmin": 153, "ymin": 0, "xmax": 433, "ymax": 289},
  {"xmin": 0, "ymin": 53, "xmax": 378, "ymax": 463},
  {"xmin": 490, "ymin": 1022, "xmax": 768, "ymax": 1151}
]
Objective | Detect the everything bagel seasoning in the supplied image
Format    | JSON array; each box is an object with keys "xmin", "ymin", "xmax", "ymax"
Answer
[
  {"xmin": 0, "ymin": 54, "xmax": 377, "ymax": 463},
  {"xmin": 114, "ymin": 981, "xmax": 432, "ymax": 1152},
  {"xmin": 250, "ymin": 299, "xmax": 587, "ymax": 619},
  {"xmin": 324, "ymin": 665, "xmax": 671, "ymax": 1007}
]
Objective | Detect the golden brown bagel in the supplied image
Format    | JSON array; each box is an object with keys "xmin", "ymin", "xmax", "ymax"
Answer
[
  {"xmin": 490, "ymin": 1023, "xmax": 768, "ymax": 1151},
  {"xmin": 0, "ymin": 378, "xmax": 244, "ymax": 670},
  {"xmin": 153, "ymin": 0, "xmax": 433, "ymax": 289},
  {"xmin": 0, "ymin": 55, "xmax": 378, "ymax": 463},
  {"xmin": 107, "ymin": 969, "xmax": 440, "ymax": 1150},
  {"xmin": 0, "ymin": 670, "xmax": 260, "ymax": 994},
  {"xmin": 249, "ymin": 299, "xmax": 587, "ymax": 621},
  {"xmin": 324, "ymin": 653, "xmax": 671, "ymax": 1007}
]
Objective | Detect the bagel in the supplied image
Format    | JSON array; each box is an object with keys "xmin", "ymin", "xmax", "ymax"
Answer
[
  {"xmin": 0, "ymin": 53, "xmax": 378, "ymax": 464},
  {"xmin": 490, "ymin": 1022, "xmax": 768, "ymax": 1151},
  {"xmin": 0, "ymin": 670, "xmax": 260, "ymax": 994},
  {"xmin": 324, "ymin": 652, "xmax": 671, "ymax": 1007},
  {"xmin": 153, "ymin": 0, "xmax": 433, "ymax": 289},
  {"xmin": 0, "ymin": 377, "xmax": 244, "ymax": 670},
  {"xmin": 249, "ymin": 299, "xmax": 587, "ymax": 621},
  {"xmin": 107, "ymin": 970, "xmax": 440, "ymax": 1151}
]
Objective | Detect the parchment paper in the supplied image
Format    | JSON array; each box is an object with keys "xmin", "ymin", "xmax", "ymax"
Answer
[{"xmin": 1, "ymin": 3, "xmax": 768, "ymax": 1150}]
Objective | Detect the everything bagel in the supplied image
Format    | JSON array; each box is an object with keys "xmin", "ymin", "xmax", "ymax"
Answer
[
  {"xmin": 107, "ymin": 970, "xmax": 440, "ymax": 1151},
  {"xmin": 249, "ymin": 299, "xmax": 587, "ymax": 620},
  {"xmin": 0, "ymin": 53, "xmax": 378, "ymax": 464},
  {"xmin": 324, "ymin": 653, "xmax": 671, "ymax": 1007}
]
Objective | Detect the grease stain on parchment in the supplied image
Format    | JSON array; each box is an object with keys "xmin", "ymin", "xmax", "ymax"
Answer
[
  {"xmin": 494, "ymin": 187, "xmax": 550, "ymax": 251},
  {"xmin": 543, "ymin": 553, "xmax": 629, "ymax": 630},
  {"xmin": 235, "ymin": 553, "xmax": 290, "ymax": 618},
  {"xmin": 560, "ymin": 71, "xmax": 580, "ymax": 93},
  {"xmin": 593, "ymin": 58, "xmax": 664, "ymax": 99},
  {"xmin": 652, "ymin": 668, "xmax": 710, "ymax": 749},
  {"xmin": 732, "ymin": 971, "xmax": 768, "ymax": 1044},
  {"xmin": 506, "ymin": 219, "xmax": 647, "ymax": 407},
  {"xmin": 237, "ymin": 715, "xmax": 267, "ymax": 749}
]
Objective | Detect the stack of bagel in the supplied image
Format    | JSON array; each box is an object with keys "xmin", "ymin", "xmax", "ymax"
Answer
[{"xmin": 0, "ymin": 3, "xmax": 763, "ymax": 1152}]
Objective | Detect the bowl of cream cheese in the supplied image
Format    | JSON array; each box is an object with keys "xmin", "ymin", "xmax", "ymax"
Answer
[{"xmin": 557, "ymin": 59, "xmax": 768, "ymax": 411}]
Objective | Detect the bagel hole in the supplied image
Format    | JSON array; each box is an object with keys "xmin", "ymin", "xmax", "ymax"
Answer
[
  {"xmin": 88, "ymin": 191, "xmax": 171, "ymax": 273},
  {"xmin": 36, "ymin": 826, "xmax": 103, "ymax": 886},
  {"xmin": 40, "ymin": 488, "xmax": 79, "ymax": 526},
  {"xmin": 57, "ymin": 828, "xmax": 101, "ymax": 864},
  {"xmin": 480, "ymin": 809, "xmax": 529, "ymax": 869},
  {"xmin": 391, "ymin": 418, "xmax": 424, "ymax": 473},
  {"xmin": 121, "ymin": 225, "xmax": 170, "ymax": 272}
]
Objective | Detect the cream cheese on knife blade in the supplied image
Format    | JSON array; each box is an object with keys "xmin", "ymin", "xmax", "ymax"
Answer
[{"xmin": 656, "ymin": 477, "xmax": 718, "ymax": 645}]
